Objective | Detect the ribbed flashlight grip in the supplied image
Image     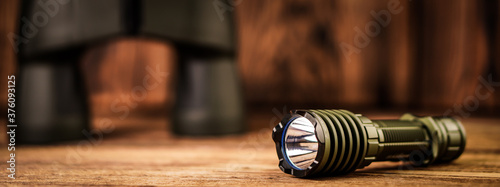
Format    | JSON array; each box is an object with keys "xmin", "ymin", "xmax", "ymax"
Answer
[{"xmin": 372, "ymin": 120, "xmax": 431, "ymax": 162}]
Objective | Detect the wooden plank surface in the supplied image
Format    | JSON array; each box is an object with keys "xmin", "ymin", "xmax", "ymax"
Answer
[{"xmin": 2, "ymin": 114, "xmax": 500, "ymax": 186}]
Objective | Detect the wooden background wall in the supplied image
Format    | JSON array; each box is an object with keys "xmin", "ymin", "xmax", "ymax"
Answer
[{"xmin": 1, "ymin": 0, "xmax": 499, "ymax": 124}]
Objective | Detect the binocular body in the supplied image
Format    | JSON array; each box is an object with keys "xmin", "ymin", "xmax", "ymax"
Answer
[{"xmin": 17, "ymin": 0, "xmax": 244, "ymax": 143}]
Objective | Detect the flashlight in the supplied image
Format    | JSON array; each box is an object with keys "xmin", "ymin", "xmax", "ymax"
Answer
[{"xmin": 272, "ymin": 109, "xmax": 466, "ymax": 177}]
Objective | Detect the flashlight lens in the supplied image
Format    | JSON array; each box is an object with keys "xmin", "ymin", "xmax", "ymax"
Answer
[{"xmin": 283, "ymin": 117, "xmax": 319, "ymax": 170}]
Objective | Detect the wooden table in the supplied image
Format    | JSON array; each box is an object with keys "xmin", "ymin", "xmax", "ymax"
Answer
[{"xmin": 2, "ymin": 113, "xmax": 500, "ymax": 186}]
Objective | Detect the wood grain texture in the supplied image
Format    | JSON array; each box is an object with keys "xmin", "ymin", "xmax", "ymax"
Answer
[
  {"xmin": 0, "ymin": 1, "xmax": 19, "ymax": 145},
  {"xmin": 236, "ymin": 0, "xmax": 496, "ymax": 110},
  {"xmin": 81, "ymin": 38, "xmax": 176, "ymax": 118},
  {"xmin": 1, "ymin": 114, "xmax": 499, "ymax": 186},
  {"xmin": 0, "ymin": 0, "xmax": 499, "ymax": 120}
]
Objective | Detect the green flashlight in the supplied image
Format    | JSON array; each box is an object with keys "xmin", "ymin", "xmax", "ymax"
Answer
[{"xmin": 272, "ymin": 109, "xmax": 466, "ymax": 177}]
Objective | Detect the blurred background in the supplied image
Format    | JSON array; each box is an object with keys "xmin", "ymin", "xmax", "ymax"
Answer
[{"xmin": 0, "ymin": 0, "xmax": 499, "ymax": 143}]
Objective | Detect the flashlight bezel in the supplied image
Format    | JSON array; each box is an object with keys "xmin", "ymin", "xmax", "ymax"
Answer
[
  {"xmin": 272, "ymin": 111, "xmax": 327, "ymax": 177},
  {"xmin": 281, "ymin": 116, "xmax": 319, "ymax": 170}
]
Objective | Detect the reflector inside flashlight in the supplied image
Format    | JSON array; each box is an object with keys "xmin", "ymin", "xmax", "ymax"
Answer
[{"xmin": 283, "ymin": 117, "xmax": 319, "ymax": 170}]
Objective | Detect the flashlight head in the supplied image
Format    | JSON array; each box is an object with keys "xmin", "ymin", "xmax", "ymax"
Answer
[{"xmin": 273, "ymin": 109, "xmax": 375, "ymax": 177}]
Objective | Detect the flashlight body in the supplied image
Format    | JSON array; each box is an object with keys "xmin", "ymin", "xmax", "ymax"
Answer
[
  {"xmin": 371, "ymin": 120, "xmax": 431, "ymax": 162},
  {"xmin": 272, "ymin": 109, "xmax": 466, "ymax": 177}
]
